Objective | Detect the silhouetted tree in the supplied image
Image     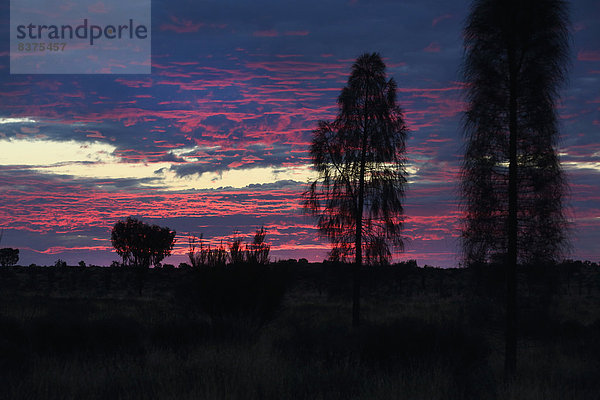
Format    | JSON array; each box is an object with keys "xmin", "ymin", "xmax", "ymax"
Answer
[
  {"xmin": 111, "ymin": 217, "xmax": 176, "ymax": 268},
  {"xmin": 0, "ymin": 248, "xmax": 19, "ymax": 267},
  {"xmin": 303, "ymin": 53, "xmax": 408, "ymax": 327},
  {"xmin": 188, "ymin": 235, "xmax": 230, "ymax": 268},
  {"xmin": 0, "ymin": 230, "xmax": 19, "ymax": 267},
  {"xmin": 188, "ymin": 234, "xmax": 207, "ymax": 268},
  {"xmin": 461, "ymin": 0, "xmax": 570, "ymax": 377},
  {"xmin": 229, "ymin": 232, "xmax": 246, "ymax": 264},
  {"xmin": 206, "ymin": 241, "xmax": 228, "ymax": 267},
  {"xmin": 246, "ymin": 226, "xmax": 270, "ymax": 265}
]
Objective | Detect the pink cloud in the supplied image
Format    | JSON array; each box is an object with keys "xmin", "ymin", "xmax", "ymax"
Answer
[
  {"xmin": 40, "ymin": 246, "xmax": 113, "ymax": 254},
  {"xmin": 254, "ymin": 30, "xmax": 279, "ymax": 37},
  {"xmin": 160, "ymin": 16, "xmax": 204, "ymax": 33},
  {"xmin": 171, "ymin": 62, "xmax": 200, "ymax": 66},
  {"xmin": 432, "ymin": 14, "xmax": 452, "ymax": 26},
  {"xmin": 88, "ymin": 2, "xmax": 109, "ymax": 14},
  {"xmin": 79, "ymin": 129, "xmax": 107, "ymax": 139},
  {"xmin": 20, "ymin": 126, "xmax": 39, "ymax": 134},
  {"xmin": 573, "ymin": 22, "xmax": 586, "ymax": 32},
  {"xmin": 577, "ymin": 50, "xmax": 600, "ymax": 62},
  {"xmin": 285, "ymin": 30, "xmax": 309, "ymax": 36},
  {"xmin": 396, "ymin": 85, "xmax": 464, "ymax": 93},
  {"xmin": 424, "ymin": 42, "xmax": 441, "ymax": 53}
]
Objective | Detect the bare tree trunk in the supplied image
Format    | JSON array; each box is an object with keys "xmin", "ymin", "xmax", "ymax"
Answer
[
  {"xmin": 354, "ymin": 143, "xmax": 367, "ymax": 328},
  {"xmin": 505, "ymin": 45, "xmax": 519, "ymax": 379},
  {"xmin": 353, "ymin": 223, "xmax": 361, "ymax": 328}
]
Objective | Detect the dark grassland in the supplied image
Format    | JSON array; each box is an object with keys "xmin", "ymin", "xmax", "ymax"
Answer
[{"xmin": 1, "ymin": 261, "xmax": 599, "ymax": 399}]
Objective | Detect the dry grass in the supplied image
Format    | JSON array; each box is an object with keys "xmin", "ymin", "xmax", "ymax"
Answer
[{"xmin": 0, "ymin": 262, "xmax": 599, "ymax": 399}]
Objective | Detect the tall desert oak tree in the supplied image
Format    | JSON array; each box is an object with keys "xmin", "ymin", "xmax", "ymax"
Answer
[
  {"xmin": 304, "ymin": 53, "xmax": 408, "ymax": 327},
  {"xmin": 461, "ymin": 0, "xmax": 570, "ymax": 377}
]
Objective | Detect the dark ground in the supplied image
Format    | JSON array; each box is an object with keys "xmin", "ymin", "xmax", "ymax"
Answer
[{"xmin": 0, "ymin": 260, "xmax": 599, "ymax": 399}]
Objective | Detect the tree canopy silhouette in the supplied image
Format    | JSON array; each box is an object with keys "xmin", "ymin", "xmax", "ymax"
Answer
[
  {"xmin": 0, "ymin": 248, "xmax": 19, "ymax": 267},
  {"xmin": 303, "ymin": 52, "xmax": 408, "ymax": 326},
  {"xmin": 461, "ymin": 0, "xmax": 570, "ymax": 377},
  {"xmin": 246, "ymin": 226, "xmax": 271, "ymax": 265},
  {"xmin": 111, "ymin": 217, "xmax": 176, "ymax": 268}
]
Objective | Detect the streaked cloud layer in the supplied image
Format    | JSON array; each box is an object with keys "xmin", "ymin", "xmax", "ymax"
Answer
[{"xmin": 0, "ymin": 0, "xmax": 598, "ymax": 266}]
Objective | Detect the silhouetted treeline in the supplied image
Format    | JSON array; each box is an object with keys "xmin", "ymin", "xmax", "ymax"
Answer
[
  {"xmin": 1, "ymin": 259, "xmax": 598, "ymax": 302},
  {"xmin": 2, "ymin": 259, "xmax": 599, "ymax": 335}
]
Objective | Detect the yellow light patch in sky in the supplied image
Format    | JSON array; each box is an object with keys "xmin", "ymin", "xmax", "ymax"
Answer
[
  {"xmin": 0, "ymin": 138, "xmax": 316, "ymax": 191},
  {"xmin": 0, "ymin": 117, "xmax": 37, "ymax": 124},
  {"xmin": 563, "ymin": 161, "xmax": 600, "ymax": 171},
  {"xmin": 0, "ymin": 138, "xmax": 117, "ymax": 166}
]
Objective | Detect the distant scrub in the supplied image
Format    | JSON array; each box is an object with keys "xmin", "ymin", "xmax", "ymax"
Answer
[{"xmin": 187, "ymin": 226, "xmax": 271, "ymax": 268}]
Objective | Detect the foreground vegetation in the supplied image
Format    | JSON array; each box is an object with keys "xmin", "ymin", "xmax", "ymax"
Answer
[{"xmin": 0, "ymin": 260, "xmax": 599, "ymax": 399}]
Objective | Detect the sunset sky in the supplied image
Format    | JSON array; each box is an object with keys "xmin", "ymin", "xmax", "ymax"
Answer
[{"xmin": 1, "ymin": 0, "xmax": 598, "ymax": 267}]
